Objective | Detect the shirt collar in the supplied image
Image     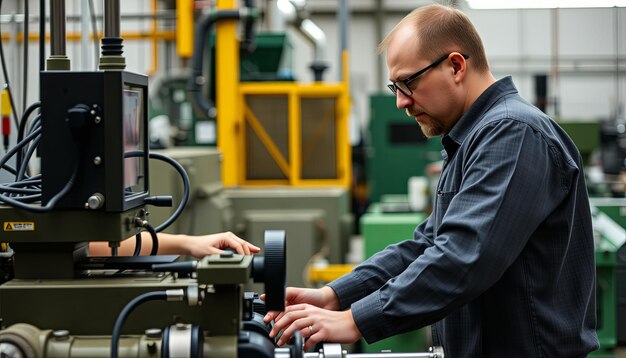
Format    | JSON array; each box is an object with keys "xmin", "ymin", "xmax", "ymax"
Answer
[{"xmin": 441, "ymin": 76, "xmax": 518, "ymax": 159}]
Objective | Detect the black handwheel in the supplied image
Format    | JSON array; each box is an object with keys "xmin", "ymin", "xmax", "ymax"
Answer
[
  {"xmin": 290, "ymin": 330, "xmax": 304, "ymax": 358},
  {"xmin": 251, "ymin": 230, "xmax": 286, "ymax": 312}
]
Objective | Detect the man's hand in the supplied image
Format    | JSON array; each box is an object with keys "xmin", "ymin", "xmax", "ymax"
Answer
[
  {"xmin": 181, "ymin": 232, "xmax": 260, "ymax": 258},
  {"xmin": 270, "ymin": 305, "xmax": 361, "ymax": 350},
  {"xmin": 263, "ymin": 286, "xmax": 340, "ymax": 323}
]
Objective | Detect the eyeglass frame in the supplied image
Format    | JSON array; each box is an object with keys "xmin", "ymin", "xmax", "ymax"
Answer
[{"xmin": 387, "ymin": 53, "xmax": 470, "ymax": 97}]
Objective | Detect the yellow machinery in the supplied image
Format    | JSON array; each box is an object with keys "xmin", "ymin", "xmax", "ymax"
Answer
[{"xmin": 215, "ymin": 0, "xmax": 351, "ymax": 189}]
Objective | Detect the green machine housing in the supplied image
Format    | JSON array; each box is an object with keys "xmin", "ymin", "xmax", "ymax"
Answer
[
  {"xmin": 367, "ymin": 94, "xmax": 441, "ymax": 204},
  {"xmin": 360, "ymin": 200, "xmax": 430, "ymax": 353},
  {"xmin": 589, "ymin": 198, "xmax": 626, "ymax": 357}
]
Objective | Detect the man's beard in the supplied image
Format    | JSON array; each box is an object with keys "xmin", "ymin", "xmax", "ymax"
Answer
[{"xmin": 406, "ymin": 109, "xmax": 445, "ymax": 138}]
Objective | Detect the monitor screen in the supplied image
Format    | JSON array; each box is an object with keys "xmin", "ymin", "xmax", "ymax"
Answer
[{"xmin": 122, "ymin": 85, "xmax": 145, "ymax": 195}]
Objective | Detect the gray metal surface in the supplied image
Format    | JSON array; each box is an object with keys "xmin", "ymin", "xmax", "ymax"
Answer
[{"xmin": 223, "ymin": 187, "xmax": 353, "ymax": 265}]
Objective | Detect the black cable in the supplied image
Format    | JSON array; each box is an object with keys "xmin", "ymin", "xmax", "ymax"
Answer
[
  {"xmin": 5, "ymin": 193, "xmax": 40, "ymax": 203},
  {"xmin": 0, "ymin": 127, "xmax": 41, "ymax": 173},
  {"xmin": 7, "ymin": 174, "xmax": 41, "ymax": 184},
  {"xmin": 17, "ymin": 116, "xmax": 41, "ymax": 179},
  {"xmin": 22, "ymin": 0, "xmax": 28, "ymax": 114},
  {"xmin": 16, "ymin": 135, "xmax": 39, "ymax": 181},
  {"xmin": 88, "ymin": 0, "xmax": 98, "ymax": 70},
  {"xmin": 17, "ymin": 102, "xmax": 40, "ymax": 148},
  {"xmin": 3, "ymin": 176, "xmax": 40, "ymax": 187},
  {"xmin": 0, "ymin": 162, "xmax": 16, "ymax": 175},
  {"xmin": 132, "ymin": 232, "xmax": 142, "ymax": 256},
  {"xmin": 110, "ymin": 291, "xmax": 168, "ymax": 358},
  {"xmin": 0, "ymin": 186, "xmax": 39, "ymax": 194},
  {"xmin": 149, "ymin": 152, "xmax": 190, "ymax": 233},
  {"xmin": 146, "ymin": 223, "xmax": 158, "ymax": 255},
  {"xmin": 0, "ymin": 125, "xmax": 74, "ymax": 211},
  {"xmin": 0, "ymin": 0, "xmax": 21, "ymax": 128},
  {"xmin": 26, "ymin": 115, "xmax": 41, "ymax": 135},
  {"xmin": 0, "ymin": 165, "xmax": 75, "ymax": 211},
  {"xmin": 16, "ymin": 107, "xmax": 40, "ymax": 178},
  {"xmin": 125, "ymin": 151, "xmax": 191, "ymax": 233}
]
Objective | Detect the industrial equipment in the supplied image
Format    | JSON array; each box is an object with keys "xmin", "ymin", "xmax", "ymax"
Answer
[
  {"xmin": 147, "ymin": 0, "xmax": 355, "ymax": 290},
  {"xmin": 359, "ymin": 198, "xmax": 430, "ymax": 353},
  {"xmin": 367, "ymin": 94, "xmax": 441, "ymax": 204},
  {"xmin": 179, "ymin": 0, "xmax": 351, "ymax": 188},
  {"xmin": 589, "ymin": 198, "xmax": 626, "ymax": 357},
  {"xmin": 146, "ymin": 147, "xmax": 353, "ymax": 289}
]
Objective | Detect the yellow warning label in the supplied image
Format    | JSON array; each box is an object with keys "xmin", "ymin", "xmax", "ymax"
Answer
[{"xmin": 3, "ymin": 222, "xmax": 35, "ymax": 231}]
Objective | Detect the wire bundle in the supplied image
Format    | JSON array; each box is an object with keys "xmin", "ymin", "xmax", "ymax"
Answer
[{"xmin": 0, "ymin": 101, "xmax": 74, "ymax": 212}]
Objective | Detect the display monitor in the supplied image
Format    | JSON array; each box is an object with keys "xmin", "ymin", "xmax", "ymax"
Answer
[{"xmin": 123, "ymin": 86, "xmax": 145, "ymax": 193}]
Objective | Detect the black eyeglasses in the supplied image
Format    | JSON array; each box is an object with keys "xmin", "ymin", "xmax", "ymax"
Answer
[{"xmin": 387, "ymin": 53, "xmax": 469, "ymax": 97}]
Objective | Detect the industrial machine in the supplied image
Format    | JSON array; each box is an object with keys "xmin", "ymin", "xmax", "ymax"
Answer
[
  {"xmin": 359, "ymin": 199, "xmax": 430, "ymax": 353},
  {"xmin": 367, "ymin": 94, "xmax": 441, "ymax": 204},
  {"xmin": 589, "ymin": 198, "xmax": 626, "ymax": 358}
]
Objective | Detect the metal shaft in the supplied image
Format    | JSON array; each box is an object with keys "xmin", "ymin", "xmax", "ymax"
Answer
[
  {"xmin": 346, "ymin": 354, "xmax": 435, "ymax": 358},
  {"xmin": 304, "ymin": 353, "xmax": 436, "ymax": 358},
  {"xmin": 49, "ymin": 0, "xmax": 66, "ymax": 56},
  {"xmin": 104, "ymin": 0, "xmax": 120, "ymax": 38}
]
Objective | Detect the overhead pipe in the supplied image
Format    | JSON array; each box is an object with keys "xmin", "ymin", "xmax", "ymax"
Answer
[
  {"xmin": 274, "ymin": 0, "xmax": 329, "ymax": 81},
  {"xmin": 187, "ymin": 3, "xmax": 259, "ymax": 119}
]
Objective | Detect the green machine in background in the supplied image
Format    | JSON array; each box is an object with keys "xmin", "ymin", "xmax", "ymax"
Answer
[
  {"xmin": 589, "ymin": 198, "xmax": 626, "ymax": 358},
  {"xmin": 363, "ymin": 93, "xmax": 443, "ymax": 353},
  {"xmin": 557, "ymin": 120, "xmax": 600, "ymax": 166},
  {"xmin": 237, "ymin": 32, "xmax": 295, "ymax": 82},
  {"xmin": 367, "ymin": 94, "xmax": 441, "ymax": 204},
  {"xmin": 149, "ymin": 73, "xmax": 217, "ymax": 147},
  {"xmin": 366, "ymin": 104, "xmax": 602, "ymax": 205},
  {"xmin": 360, "ymin": 196, "xmax": 429, "ymax": 353}
]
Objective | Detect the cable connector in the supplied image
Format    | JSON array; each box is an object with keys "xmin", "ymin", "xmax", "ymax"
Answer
[
  {"xmin": 144, "ymin": 196, "xmax": 173, "ymax": 207},
  {"xmin": 165, "ymin": 289, "xmax": 185, "ymax": 302},
  {"xmin": 134, "ymin": 217, "xmax": 149, "ymax": 228}
]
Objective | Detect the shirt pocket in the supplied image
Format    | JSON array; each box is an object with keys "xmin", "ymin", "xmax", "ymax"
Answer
[{"xmin": 434, "ymin": 190, "xmax": 457, "ymax": 232}]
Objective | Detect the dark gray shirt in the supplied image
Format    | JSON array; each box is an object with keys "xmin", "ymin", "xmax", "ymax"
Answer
[{"xmin": 328, "ymin": 77, "xmax": 598, "ymax": 357}]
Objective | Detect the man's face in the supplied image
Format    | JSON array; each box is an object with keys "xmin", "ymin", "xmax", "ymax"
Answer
[{"xmin": 385, "ymin": 26, "xmax": 461, "ymax": 138}]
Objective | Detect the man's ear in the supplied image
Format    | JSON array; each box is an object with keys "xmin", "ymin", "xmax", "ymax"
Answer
[{"xmin": 449, "ymin": 52, "xmax": 467, "ymax": 82}]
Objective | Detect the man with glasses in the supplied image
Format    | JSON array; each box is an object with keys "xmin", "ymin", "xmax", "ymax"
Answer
[{"xmin": 264, "ymin": 4, "xmax": 598, "ymax": 357}]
